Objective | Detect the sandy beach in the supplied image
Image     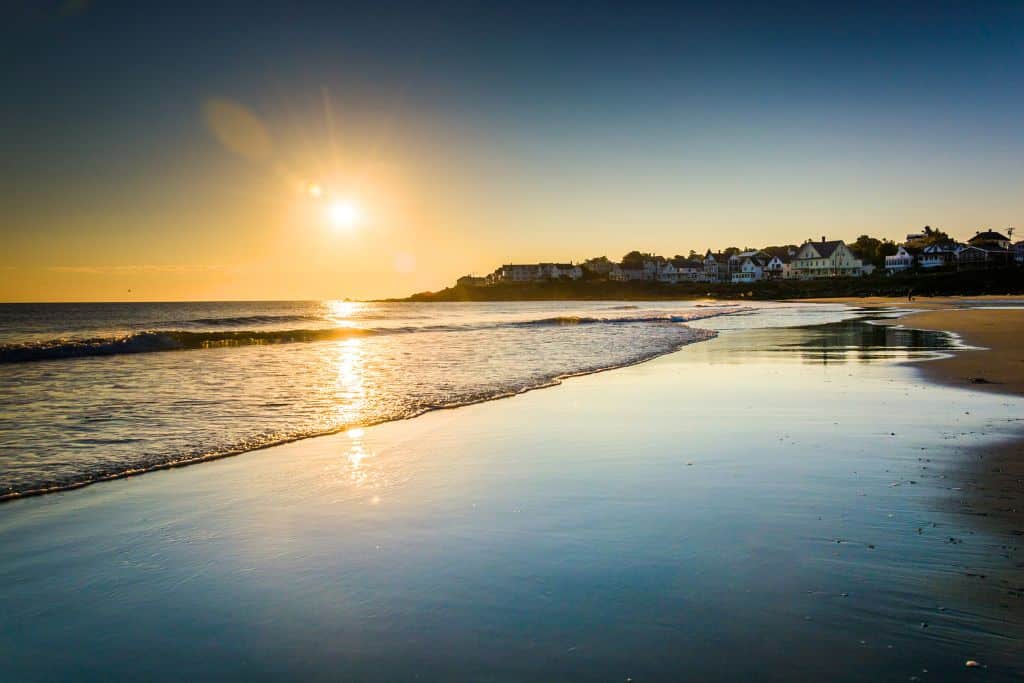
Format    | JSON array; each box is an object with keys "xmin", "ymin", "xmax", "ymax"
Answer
[{"xmin": 2, "ymin": 309, "xmax": 1023, "ymax": 680}]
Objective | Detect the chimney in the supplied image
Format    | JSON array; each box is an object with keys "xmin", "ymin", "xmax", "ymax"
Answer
[{"xmin": 821, "ymin": 235, "xmax": 826, "ymax": 243}]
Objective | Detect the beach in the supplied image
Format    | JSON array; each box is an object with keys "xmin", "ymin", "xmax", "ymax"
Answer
[
  {"xmin": 807, "ymin": 298, "xmax": 1024, "ymax": 548},
  {"xmin": 2, "ymin": 304, "xmax": 1023, "ymax": 680}
]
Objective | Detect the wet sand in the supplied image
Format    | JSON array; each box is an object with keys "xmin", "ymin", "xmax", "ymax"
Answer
[
  {"xmin": 802, "ymin": 295, "xmax": 1024, "ymax": 312},
  {"xmin": 806, "ymin": 297, "xmax": 1024, "ymax": 574}
]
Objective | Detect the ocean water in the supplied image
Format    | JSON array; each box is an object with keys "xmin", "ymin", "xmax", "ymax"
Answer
[{"xmin": 0, "ymin": 300, "xmax": 870, "ymax": 499}]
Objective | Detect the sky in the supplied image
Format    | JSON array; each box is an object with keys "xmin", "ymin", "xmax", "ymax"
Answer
[{"xmin": 2, "ymin": 0, "xmax": 1023, "ymax": 301}]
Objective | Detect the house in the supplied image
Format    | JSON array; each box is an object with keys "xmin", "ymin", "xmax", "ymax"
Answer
[
  {"xmin": 492, "ymin": 264, "xmax": 542, "ymax": 282},
  {"xmin": 539, "ymin": 263, "xmax": 582, "ymax": 280},
  {"xmin": 791, "ymin": 238, "xmax": 864, "ymax": 278},
  {"xmin": 968, "ymin": 230, "xmax": 1012, "ymax": 250},
  {"xmin": 731, "ymin": 256, "xmax": 766, "ymax": 283},
  {"xmin": 703, "ymin": 250, "xmax": 730, "ymax": 282},
  {"xmin": 918, "ymin": 242, "xmax": 959, "ymax": 269},
  {"xmin": 884, "ymin": 245, "xmax": 919, "ymax": 273},
  {"xmin": 1015, "ymin": 241, "xmax": 1024, "ymax": 264},
  {"xmin": 763, "ymin": 254, "xmax": 793, "ymax": 280},
  {"xmin": 492, "ymin": 263, "xmax": 582, "ymax": 282},
  {"xmin": 954, "ymin": 245, "xmax": 1013, "ymax": 269},
  {"xmin": 672, "ymin": 258, "xmax": 705, "ymax": 282},
  {"xmin": 456, "ymin": 275, "xmax": 487, "ymax": 287},
  {"xmin": 654, "ymin": 260, "xmax": 680, "ymax": 283}
]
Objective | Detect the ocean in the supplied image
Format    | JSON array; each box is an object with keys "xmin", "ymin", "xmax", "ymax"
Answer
[{"xmin": 0, "ymin": 300, "xmax": 867, "ymax": 499}]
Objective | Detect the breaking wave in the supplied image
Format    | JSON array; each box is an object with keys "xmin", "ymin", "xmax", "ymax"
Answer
[{"xmin": 2, "ymin": 309, "xmax": 745, "ymax": 364}]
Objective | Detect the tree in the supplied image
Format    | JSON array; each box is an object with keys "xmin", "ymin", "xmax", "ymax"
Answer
[
  {"xmin": 919, "ymin": 225, "xmax": 951, "ymax": 245},
  {"xmin": 621, "ymin": 251, "xmax": 645, "ymax": 268},
  {"xmin": 849, "ymin": 234, "xmax": 898, "ymax": 268}
]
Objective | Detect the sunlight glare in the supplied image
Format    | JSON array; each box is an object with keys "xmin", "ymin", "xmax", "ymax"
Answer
[{"xmin": 328, "ymin": 200, "xmax": 361, "ymax": 230}]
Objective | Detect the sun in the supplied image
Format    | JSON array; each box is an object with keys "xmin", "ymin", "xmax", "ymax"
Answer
[{"xmin": 328, "ymin": 200, "xmax": 361, "ymax": 230}]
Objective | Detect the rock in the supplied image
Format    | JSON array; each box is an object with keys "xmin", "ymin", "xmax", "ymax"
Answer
[{"xmin": 965, "ymin": 660, "xmax": 981, "ymax": 668}]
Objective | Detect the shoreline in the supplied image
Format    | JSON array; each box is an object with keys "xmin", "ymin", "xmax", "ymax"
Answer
[
  {"xmin": 0, "ymin": 325, "xmax": 719, "ymax": 504},
  {"xmin": 803, "ymin": 296, "xmax": 1024, "ymax": 398}
]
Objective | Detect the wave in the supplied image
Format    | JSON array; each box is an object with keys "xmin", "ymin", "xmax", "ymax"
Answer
[
  {"xmin": 0, "ymin": 327, "xmax": 377, "ymax": 363},
  {"xmin": 175, "ymin": 314, "xmax": 323, "ymax": 327},
  {"xmin": 513, "ymin": 311, "xmax": 738, "ymax": 326},
  {"xmin": 1, "ymin": 308, "xmax": 746, "ymax": 364}
]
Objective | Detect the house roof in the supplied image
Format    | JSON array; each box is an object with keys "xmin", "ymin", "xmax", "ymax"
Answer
[
  {"xmin": 797, "ymin": 240, "xmax": 844, "ymax": 259},
  {"xmin": 969, "ymin": 230, "xmax": 1010, "ymax": 243}
]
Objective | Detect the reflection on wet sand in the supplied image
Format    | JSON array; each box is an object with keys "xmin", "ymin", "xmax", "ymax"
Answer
[{"xmin": 697, "ymin": 315, "xmax": 959, "ymax": 365}]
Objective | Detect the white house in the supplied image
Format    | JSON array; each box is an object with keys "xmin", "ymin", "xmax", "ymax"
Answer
[
  {"xmin": 539, "ymin": 263, "xmax": 582, "ymax": 280},
  {"xmin": 672, "ymin": 258, "xmax": 705, "ymax": 282},
  {"xmin": 968, "ymin": 230, "xmax": 1011, "ymax": 250},
  {"xmin": 763, "ymin": 255, "xmax": 793, "ymax": 280},
  {"xmin": 731, "ymin": 256, "xmax": 766, "ymax": 283},
  {"xmin": 791, "ymin": 238, "xmax": 864, "ymax": 279},
  {"xmin": 492, "ymin": 263, "xmax": 581, "ymax": 282},
  {"xmin": 655, "ymin": 261, "xmax": 680, "ymax": 283},
  {"xmin": 884, "ymin": 246, "xmax": 918, "ymax": 273},
  {"xmin": 918, "ymin": 243, "xmax": 959, "ymax": 269}
]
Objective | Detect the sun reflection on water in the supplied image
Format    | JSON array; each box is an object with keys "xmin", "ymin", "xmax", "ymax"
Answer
[{"xmin": 325, "ymin": 300, "xmax": 366, "ymax": 328}]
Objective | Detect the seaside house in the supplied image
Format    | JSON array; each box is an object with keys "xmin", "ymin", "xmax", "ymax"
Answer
[
  {"xmin": 1015, "ymin": 241, "xmax": 1024, "ymax": 264},
  {"xmin": 492, "ymin": 263, "xmax": 582, "ymax": 282},
  {"xmin": 763, "ymin": 254, "xmax": 793, "ymax": 280},
  {"xmin": 791, "ymin": 238, "xmax": 864, "ymax": 279},
  {"xmin": 884, "ymin": 245, "xmax": 919, "ymax": 273},
  {"xmin": 654, "ymin": 260, "xmax": 681, "ymax": 283},
  {"xmin": 613, "ymin": 262, "xmax": 651, "ymax": 281},
  {"xmin": 954, "ymin": 245, "xmax": 1012, "ymax": 269},
  {"xmin": 967, "ymin": 230, "xmax": 1012, "ymax": 250},
  {"xmin": 918, "ymin": 242, "xmax": 960, "ymax": 269},
  {"xmin": 731, "ymin": 256, "xmax": 767, "ymax": 283},
  {"xmin": 672, "ymin": 258, "xmax": 705, "ymax": 282},
  {"xmin": 539, "ymin": 263, "xmax": 583, "ymax": 280},
  {"xmin": 457, "ymin": 275, "xmax": 487, "ymax": 287},
  {"xmin": 492, "ymin": 264, "xmax": 541, "ymax": 282},
  {"xmin": 703, "ymin": 250, "xmax": 730, "ymax": 282}
]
